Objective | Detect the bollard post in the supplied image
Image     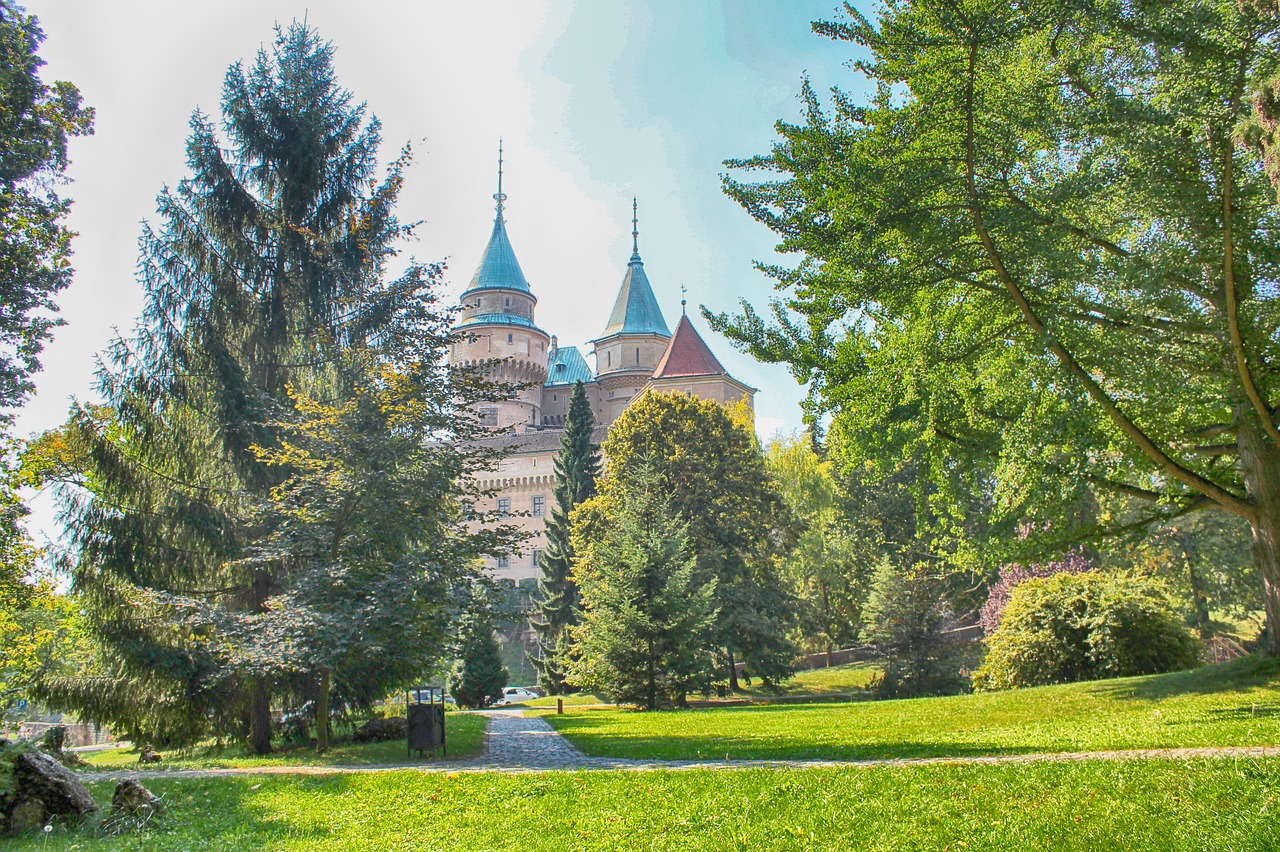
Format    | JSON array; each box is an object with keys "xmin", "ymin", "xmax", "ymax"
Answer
[{"xmin": 557, "ymin": 698, "xmax": 564, "ymax": 715}]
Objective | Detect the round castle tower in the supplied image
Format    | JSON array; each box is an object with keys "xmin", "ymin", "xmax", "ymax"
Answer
[{"xmin": 451, "ymin": 147, "xmax": 550, "ymax": 430}]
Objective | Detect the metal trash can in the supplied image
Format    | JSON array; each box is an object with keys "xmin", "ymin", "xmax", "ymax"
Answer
[{"xmin": 406, "ymin": 686, "xmax": 446, "ymax": 759}]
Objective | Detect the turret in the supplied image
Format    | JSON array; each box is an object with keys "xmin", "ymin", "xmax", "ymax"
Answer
[
  {"xmin": 451, "ymin": 144, "xmax": 551, "ymax": 430},
  {"xmin": 591, "ymin": 199, "xmax": 671, "ymax": 424}
]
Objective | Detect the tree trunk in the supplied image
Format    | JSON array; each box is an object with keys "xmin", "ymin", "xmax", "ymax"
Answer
[
  {"xmin": 726, "ymin": 647, "xmax": 739, "ymax": 692},
  {"xmin": 315, "ymin": 669, "xmax": 331, "ymax": 754},
  {"xmin": 1175, "ymin": 528, "xmax": 1212, "ymax": 640},
  {"xmin": 248, "ymin": 680, "xmax": 272, "ymax": 755},
  {"xmin": 1234, "ymin": 410, "xmax": 1280, "ymax": 656}
]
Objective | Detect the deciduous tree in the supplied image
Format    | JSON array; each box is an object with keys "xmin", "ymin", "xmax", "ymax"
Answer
[{"xmin": 716, "ymin": 0, "xmax": 1280, "ymax": 653}]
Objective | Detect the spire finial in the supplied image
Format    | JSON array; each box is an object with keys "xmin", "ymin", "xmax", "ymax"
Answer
[
  {"xmin": 493, "ymin": 139, "xmax": 507, "ymax": 220},
  {"xmin": 680, "ymin": 283, "xmax": 688, "ymax": 315},
  {"xmin": 630, "ymin": 197, "xmax": 641, "ymax": 263}
]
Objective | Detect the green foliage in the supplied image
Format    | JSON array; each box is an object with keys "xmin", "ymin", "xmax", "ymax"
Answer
[
  {"xmin": 0, "ymin": 1, "xmax": 93, "ymax": 415},
  {"xmin": 974, "ymin": 572, "xmax": 1200, "ymax": 691},
  {"xmin": 43, "ymin": 22, "xmax": 509, "ymax": 752},
  {"xmin": 863, "ymin": 560, "xmax": 969, "ymax": 698},
  {"xmin": 451, "ymin": 615, "xmax": 507, "ymax": 711},
  {"xmin": 715, "ymin": 0, "xmax": 1280, "ymax": 651},
  {"xmin": 600, "ymin": 392, "xmax": 797, "ymax": 687},
  {"xmin": 766, "ymin": 433, "xmax": 871, "ymax": 652},
  {"xmin": 530, "ymin": 380, "xmax": 600, "ymax": 693},
  {"xmin": 569, "ymin": 465, "xmax": 718, "ymax": 709}
]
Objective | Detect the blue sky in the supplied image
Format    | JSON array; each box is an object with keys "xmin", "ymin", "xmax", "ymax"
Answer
[{"xmin": 19, "ymin": 0, "xmax": 872, "ymax": 544}]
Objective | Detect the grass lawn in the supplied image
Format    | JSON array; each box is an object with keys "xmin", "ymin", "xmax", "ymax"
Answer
[
  {"xmin": 747, "ymin": 661, "xmax": 879, "ymax": 697},
  {"xmin": 12, "ymin": 758, "xmax": 1279, "ymax": 850},
  {"xmin": 77, "ymin": 713, "xmax": 486, "ymax": 771},
  {"xmin": 540, "ymin": 655, "xmax": 1280, "ymax": 761}
]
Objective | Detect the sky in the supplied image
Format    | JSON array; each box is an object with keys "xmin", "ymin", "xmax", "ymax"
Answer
[{"xmin": 17, "ymin": 0, "xmax": 872, "ymax": 545}]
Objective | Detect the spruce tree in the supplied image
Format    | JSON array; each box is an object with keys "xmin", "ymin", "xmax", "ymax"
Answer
[
  {"xmin": 568, "ymin": 465, "xmax": 717, "ymax": 710},
  {"xmin": 37, "ymin": 23, "xmax": 508, "ymax": 752},
  {"xmin": 529, "ymin": 380, "xmax": 600, "ymax": 693}
]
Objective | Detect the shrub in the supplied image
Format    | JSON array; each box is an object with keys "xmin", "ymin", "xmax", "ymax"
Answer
[
  {"xmin": 979, "ymin": 551, "xmax": 1093, "ymax": 635},
  {"xmin": 973, "ymin": 571, "xmax": 1198, "ymax": 690}
]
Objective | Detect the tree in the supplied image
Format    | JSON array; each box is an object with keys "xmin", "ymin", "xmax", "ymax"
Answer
[
  {"xmin": 0, "ymin": 2, "xmax": 93, "ymax": 416},
  {"xmin": 715, "ymin": 0, "xmax": 1280, "ymax": 653},
  {"xmin": 530, "ymin": 381, "xmax": 600, "ymax": 693},
  {"xmin": 766, "ymin": 433, "xmax": 870, "ymax": 656},
  {"xmin": 39, "ymin": 23, "xmax": 507, "ymax": 753},
  {"xmin": 602, "ymin": 392, "xmax": 797, "ymax": 688},
  {"xmin": 863, "ymin": 559, "xmax": 968, "ymax": 698},
  {"xmin": 451, "ymin": 604, "xmax": 508, "ymax": 711},
  {"xmin": 568, "ymin": 465, "xmax": 717, "ymax": 709}
]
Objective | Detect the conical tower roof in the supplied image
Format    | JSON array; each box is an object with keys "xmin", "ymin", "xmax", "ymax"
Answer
[
  {"xmin": 462, "ymin": 143, "xmax": 532, "ymax": 297},
  {"xmin": 464, "ymin": 216, "xmax": 531, "ymax": 295},
  {"xmin": 598, "ymin": 199, "xmax": 670, "ymax": 339},
  {"xmin": 652, "ymin": 314, "xmax": 727, "ymax": 379}
]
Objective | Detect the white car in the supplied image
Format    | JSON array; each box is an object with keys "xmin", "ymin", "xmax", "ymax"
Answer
[{"xmin": 495, "ymin": 687, "xmax": 540, "ymax": 705}]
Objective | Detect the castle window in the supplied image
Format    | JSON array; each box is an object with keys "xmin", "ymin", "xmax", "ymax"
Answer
[
  {"xmin": 607, "ymin": 351, "xmax": 611, "ymax": 367},
  {"xmin": 498, "ymin": 497, "xmax": 510, "ymax": 515},
  {"xmin": 508, "ymin": 333, "xmax": 513, "ymax": 343},
  {"xmin": 636, "ymin": 347, "xmax": 640, "ymax": 364},
  {"xmin": 479, "ymin": 407, "xmax": 497, "ymax": 426},
  {"xmin": 496, "ymin": 554, "xmax": 509, "ymax": 569},
  {"xmin": 553, "ymin": 394, "xmax": 557, "ymax": 402},
  {"xmin": 532, "ymin": 495, "xmax": 545, "ymax": 516},
  {"xmin": 505, "ymin": 297, "xmax": 510, "ymax": 307},
  {"xmin": 532, "ymin": 549, "xmax": 542, "ymax": 568}
]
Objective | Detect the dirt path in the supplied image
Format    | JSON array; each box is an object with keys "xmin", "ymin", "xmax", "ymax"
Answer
[{"xmin": 78, "ymin": 710, "xmax": 1280, "ymax": 781}]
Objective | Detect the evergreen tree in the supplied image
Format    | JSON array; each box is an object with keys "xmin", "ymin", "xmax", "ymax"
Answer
[
  {"xmin": 529, "ymin": 380, "xmax": 599, "ymax": 693},
  {"xmin": 863, "ymin": 560, "xmax": 967, "ymax": 699},
  {"xmin": 451, "ymin": 605, "xmax": 508, "ymax": 710},
  {"xmin": 569, "ymin": 465, "xmax": 717, "ymax": 710},
  {"xmin": 36, "ymin": 23, "xmax": 507, "ymax": 752}
]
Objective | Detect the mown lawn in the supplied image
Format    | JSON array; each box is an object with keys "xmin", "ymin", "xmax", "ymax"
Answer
[
  {"xmin": 541, "ymin": 655, "xmax": 1280, "ymax": 761},
  {"xmin": 13, "ymin": 759, "xmax": 1279, "ymax": 850},
  {"xmin": 77, "ymin": 713, "xmax": 486, "ymax": 771}
]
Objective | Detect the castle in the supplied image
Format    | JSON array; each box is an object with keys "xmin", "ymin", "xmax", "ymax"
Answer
[{"xmin": 450, "ymin": 158, "xmax": 755, "ymax": 582}]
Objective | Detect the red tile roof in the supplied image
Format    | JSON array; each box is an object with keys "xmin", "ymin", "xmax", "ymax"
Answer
[{"xmin": 651, "ymin": 314, "xmax": 727, "ymax": 379}]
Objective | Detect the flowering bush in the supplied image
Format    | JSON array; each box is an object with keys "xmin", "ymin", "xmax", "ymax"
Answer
[{"xmin": 979, "ymin": 551, "xmax": 1093, "ymax": 635}]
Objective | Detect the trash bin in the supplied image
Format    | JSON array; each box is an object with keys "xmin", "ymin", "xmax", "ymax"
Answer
[{"xmin": 406, "ymin": 686, "xmax": 446, "ymax": 758}]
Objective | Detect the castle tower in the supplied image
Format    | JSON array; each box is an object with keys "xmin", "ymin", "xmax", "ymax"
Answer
[
  {"xmin": 452, "ymin": 145, "xmax": 551, "ymax": 430},
  {"xmin": 591, "ymin": 199, "xmax": 672, "ymax": 424}
]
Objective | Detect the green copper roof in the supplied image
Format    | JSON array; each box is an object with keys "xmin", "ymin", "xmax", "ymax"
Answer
[
  {"xmin": 545, "ymin": 345, "xmax": 595, "ymax": 386},
  {"xmin": 598, "ymin": 201, "xmax": 669, "ymax": 339},
  {"xmin": 456, "ymin": 312, "xmax": 543, "ymax": 331},
  {"xmin": 463, "ymin": 215, "xmax": 531, "ymax": 296},
  {"xmin": 599, "ymin": 258, "xmax": 670, "ymax": 338}
]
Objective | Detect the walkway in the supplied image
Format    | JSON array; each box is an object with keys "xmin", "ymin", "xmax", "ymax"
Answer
[{"xmin": 78, "ymin": 709, "xmax": 1280, "ymax": 781}]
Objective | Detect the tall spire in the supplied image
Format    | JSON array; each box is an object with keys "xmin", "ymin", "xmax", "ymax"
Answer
[
  {"xmin": 630, "ymin": 196, "xmax": 641, "ymax": 263},
  {"xmin": 493, "ymin": 139, "xmax": 507, "ymax": 221}
]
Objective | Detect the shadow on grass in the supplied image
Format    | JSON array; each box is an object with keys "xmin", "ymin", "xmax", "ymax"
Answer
[{"xmin": 1083, "ymin": 655, "xmax": 1280, "ymax": 703}]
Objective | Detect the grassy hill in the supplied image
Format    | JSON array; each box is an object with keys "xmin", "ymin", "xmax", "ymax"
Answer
[{"xmin": 539, "ymin": 655, "xmax": 1280, "ymax": 761}]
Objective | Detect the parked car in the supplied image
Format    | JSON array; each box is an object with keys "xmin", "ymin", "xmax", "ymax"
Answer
[{"xmin": 494, "ymin": 687, "xmax": 540, "ymax": 705}]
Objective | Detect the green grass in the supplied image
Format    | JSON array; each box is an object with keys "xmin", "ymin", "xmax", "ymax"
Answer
[
  {"xmin": 12, "ymin": 759, "xmax": 1280, "ymax": 850},
  {"xmin": 748, "ymin": 661, "xmax": 879, "ymax": 696},
  {"xmin": 77, "ymin": 713, "xmax": 486, "ymax": 771},
  {"xmin": 520, "ymin": 692, "xmax": 612, "ymax": 708},
  {"xmin": 540, "ymin": 655, "xmax": 1280, "ymax": 761}
]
